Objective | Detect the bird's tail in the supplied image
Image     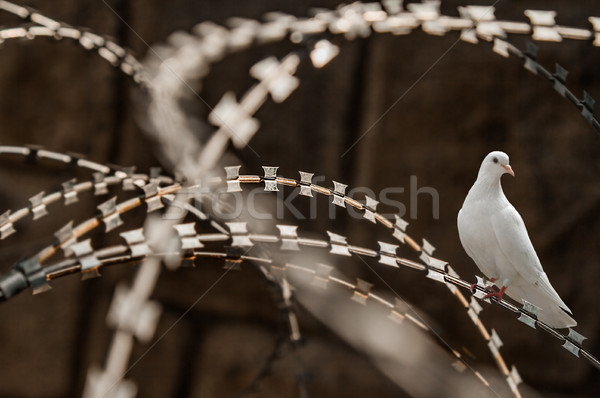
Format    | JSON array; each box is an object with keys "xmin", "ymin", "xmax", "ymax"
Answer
[{"xmin": 506, "ymin": 282, "xmax": 577, "ymax": 329}]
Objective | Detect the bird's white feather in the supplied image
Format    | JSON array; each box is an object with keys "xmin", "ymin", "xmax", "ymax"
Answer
[
  {"xmin": 490, "ymin": 205, "xmax": 572, "ymax": 313},
  {"xmin": 458, "ymin": 151, "xmax": 576, "ymax": 328}
]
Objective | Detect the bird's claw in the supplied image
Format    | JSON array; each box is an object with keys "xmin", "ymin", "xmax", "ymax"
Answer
[{"xmin": 483, "ymin": 286, "xmax": 506, "ymax": 302}]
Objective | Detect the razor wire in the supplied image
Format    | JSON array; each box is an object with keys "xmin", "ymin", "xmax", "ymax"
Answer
[
  {"xmin": 221, "ymin": 167, "xmax": 597, "ymax": 369},
  {"xmin": 0, "ymin": 1, "xmax": 599, "ymax": 397},
  {"xmin": 0, "ymin": 147, "xmax": 516, "ymax": 396},
  {"xmin": 138, "ymin": 4, "xmax": 600, "ymax": 392},
  {"xmin": 143, "ymin": 0, "xmax": 600, "ymax": 177},
  {"xmin": 81, "ymin": 164, "xmax": 598, "ymax": 394},
  {"xmin": 3, "ymin": 155, "xmax": 594, "ymax": 394},
  {"xmin": 1, "ymin": 145, "xmax": 591, "ymax": 396},
  {"xmin": 0, "ymin": 188, "xmax": 504, "ymax": 396},
  {"xmin": 0, "ymin": 146, "xmax": 175, "ymax": 244},
  {"xmin": 0, "ymin": 0, "xmax": 149, "ymax": 85},
  {"xmin": 1, "ymin": 0, "xmax": 599, "ymax": 159}
]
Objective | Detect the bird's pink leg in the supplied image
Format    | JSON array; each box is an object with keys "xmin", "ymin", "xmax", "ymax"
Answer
[{"xmin": 483, "ymin": 285, "xmax": 506, "ymax": 301}]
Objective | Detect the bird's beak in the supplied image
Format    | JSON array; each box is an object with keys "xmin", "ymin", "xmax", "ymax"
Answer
[{"xmin": 503, "ymin": 164, "xmax": 515, "ymax": 176}]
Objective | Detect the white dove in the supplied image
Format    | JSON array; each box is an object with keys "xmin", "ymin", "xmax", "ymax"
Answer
[{"xmin": 457, "ymin": 151, "xmax": 576, "ymax": 328}]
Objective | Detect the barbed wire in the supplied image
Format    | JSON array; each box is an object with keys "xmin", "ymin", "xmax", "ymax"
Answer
[
  {"xmin": 0, "ymin": 146, "xmax": 514, "ymax": 396},
  {"xmin": 0, "ymin": 146, "xmax": 174, "ymax": 244},
  {"xmin": 18, "ymin": 231, "xmax": 503, "ymax": 395},
  {"xmin": 0, "ymin": 148, "xmax": 303, "ymax": 394},
  {"xmin": 1, "ymin": 145, "xmax": 597, "ymax": 395},
  {"xmin": 0, "ymin": 1, "xmax": 149, "ymax": 85},
  {"xmin": 0, "ymin": 163, "xmax": 517, "ymax": 396},
  {"xmin": 143, "ymin": 0, "xmax": 600, "ymax": 176},
  {"xmin": 136, "ymin": 5, "xmax": 600, "ymax": 392},
  {"xmin": 0, "ymin": 1, "xmax": 599, "ymax": 397},
  {"xmin": 222, "ymin": 167, "xmax": 598, "ymax": 369},
  {"xmin": 1, "ymin": 0, "xmax": 598, "ymax": 172}
]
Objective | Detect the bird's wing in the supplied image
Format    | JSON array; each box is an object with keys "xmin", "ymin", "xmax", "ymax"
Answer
[
  {"xmin": 491, "ymin": 205, "xmax": 571, "ymax": 312},
  {"xmin": 458, "ymin": 208, "xmax": 495, "ymax": 278}
]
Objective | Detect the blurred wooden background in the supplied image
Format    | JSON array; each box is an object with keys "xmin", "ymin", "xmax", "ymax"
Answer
[{"xmin": 0, "ymin": 0, "xmax": 599, "ymax": 397}]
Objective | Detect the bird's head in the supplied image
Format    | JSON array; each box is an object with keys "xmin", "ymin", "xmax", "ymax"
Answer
[{"xmin": 479, "ymin": 151, "xmax": 514, "ymax": 178}]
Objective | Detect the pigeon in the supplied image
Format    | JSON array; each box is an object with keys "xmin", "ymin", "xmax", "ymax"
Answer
[{"xmin": 457, "ymin": 151, "xmax": 576, "ymax": 328}]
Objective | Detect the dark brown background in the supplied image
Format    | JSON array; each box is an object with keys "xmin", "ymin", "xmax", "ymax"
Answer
[{"xmin": 0, "ymin": 0, "xmax": 599, "ymax": 397}]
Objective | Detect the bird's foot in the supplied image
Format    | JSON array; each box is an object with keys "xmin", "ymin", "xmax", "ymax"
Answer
[{"xmin": 483, "ymin": 286, "xmax": 506, "ymax": 302}]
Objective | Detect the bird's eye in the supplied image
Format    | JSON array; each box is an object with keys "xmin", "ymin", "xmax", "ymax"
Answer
[{"xmin": 493, "ymin": 157, "xmax": 498, "ymax": 164}]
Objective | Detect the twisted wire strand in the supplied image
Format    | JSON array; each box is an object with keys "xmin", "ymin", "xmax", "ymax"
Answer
[
  {"xmin": 2, "ymin": 153, "xmax": 596, "ymax": 393},
  {"xmin": 0, "ymin": 1, "xmax": 149, "ymax": 85},
  {"xmin": 36, "ymin": 243, "xmax": 500, "ymax": 394},
  {"xmin": 0, "ymin": 145, "xmax": 175, "ymax": 243},
  {"xmin": 0, "ymin": 164, "xmax": 514, "ymax": 396},
  {"xmin": 0, "ymin": 150, "xmax": 306, "ymax": 395},
  {"xmin": 0, "ymin": 1, "xmax": 597, "ymax": 174},
  {"xmin": 142, "ymin": 1, "xmax": 600, "ymax": 175},
  {"xmin": 0, "ymin": 1, "xmax": 598, "ymax": 396},
  {"xmin": 0, "ymin": 147, "xmax": 503, "ymax": 395},
  {"xmin": 225, "ymin": 168, "xmax": 599, "ymax": 373}
]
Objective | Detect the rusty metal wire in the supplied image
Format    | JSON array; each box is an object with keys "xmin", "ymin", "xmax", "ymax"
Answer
[
  {"xmin": 0, "ymin": 1, "xmax": 599, "ymax": 397},
  {"xmin": 225, "ymin": 168, "xmax": 599, "ymax": 370},
  {"xmin": 0, "ymin": 147, "xmax": 511, "ymax": 396},
  {"xmin": 4, "ymin": 152, "xmax": 596, "ymax": 394},
  {"xmin": 141, "ymin": 0, "xmax": 600, "ymax": 176},
  {"xmin": 0, "ymin": 1, "xmax": 148, "ymax": 85},
  {"xmin": 0, "ymin": 145, "xmax": 525, "ymax": 396}
]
